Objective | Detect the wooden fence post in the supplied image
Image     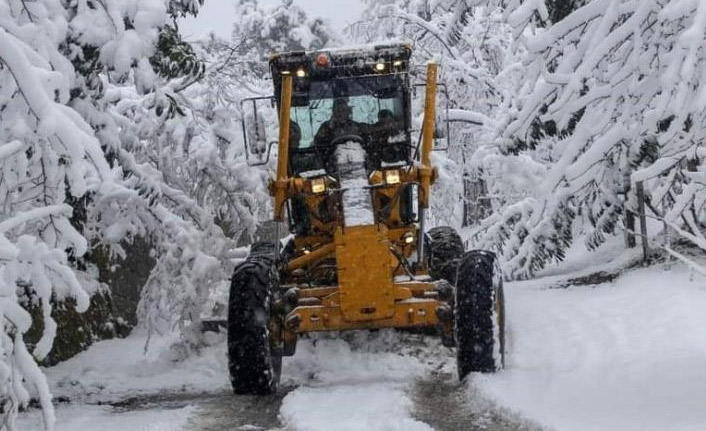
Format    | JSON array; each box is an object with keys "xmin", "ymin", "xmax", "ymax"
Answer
[
  {"xmin": 636, "ymin": 181, "xmax": 648, "ymax": 262},
  {"xmin": 624, "ymin": 171, "xmax": 636, "ymax": 248}
]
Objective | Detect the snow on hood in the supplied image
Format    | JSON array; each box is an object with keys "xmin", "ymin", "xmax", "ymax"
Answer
[{"xmin": 335, "ymin": 141, "xmax": 374, "ymax": 227}]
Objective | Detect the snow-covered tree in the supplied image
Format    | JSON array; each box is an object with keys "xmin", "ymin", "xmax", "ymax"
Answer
[
  {"xmin": 131, "ymin": 0, "xmax": 340, "ymax": 339},
  {"xmin": 0, "ymin": 0, "xmax": 232, "ymax": 429},
  {"xmin": 60, "ymin": 0, "xmax": 233, "ymax": 346},
  {"xmin": 1, "ymin": 0, "xmax": 339, "ymax": 427},
  {"xmin": 1, "ymin": 1, "xmax": 119, "ymax": 428},
  {"xmin": 469, "ymin": 0, "xmax": 706, "ymax": 278},
  {"xmin": 234, "ymin": 0, "xmax": 335, "ymax": 56}
]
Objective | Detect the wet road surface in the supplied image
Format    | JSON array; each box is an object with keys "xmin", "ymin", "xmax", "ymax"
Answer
[
  {"xmin": 412, "ymin": 371, "xmax": 542, "ymax": 431},
  {"xmin": 111, "ymin": 387, "xmax": 293, "ymax": 431},
  {"xmin": 104, "ymin": 372, "xmax": 537, "ymax": 431}
]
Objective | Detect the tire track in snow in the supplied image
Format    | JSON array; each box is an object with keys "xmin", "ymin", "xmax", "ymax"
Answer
[
  {"xmin": 276, "ymin": 333, "xmax": 442, "ymax": 431},
  {"xmin": 277, "ymin": 333, "xmax": 540, "ymax": 431},
  {"xmin": 183, "ymin": 388, "xmax": 293, "ymax": 431},
  {"xmin": 411, "ymin": 371, "xmax": 542, "ymax": 431}
]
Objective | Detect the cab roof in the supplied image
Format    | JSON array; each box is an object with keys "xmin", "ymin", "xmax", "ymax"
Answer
[{"xmin": 269, "ymin": 42, "xmax": 412, "ymax": 81}]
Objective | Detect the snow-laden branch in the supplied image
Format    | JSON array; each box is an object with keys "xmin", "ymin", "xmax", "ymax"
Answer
[
  {"xmin": 467, "ymin": 0, "xmax": 706, "ymax": 277},
  {"xmin": 0, "ymin": 28, "xmax": 114, "ymax": 194},
  {"xmin": 447, "ymin": 108, "xmax": 491, "ymax": 126}
]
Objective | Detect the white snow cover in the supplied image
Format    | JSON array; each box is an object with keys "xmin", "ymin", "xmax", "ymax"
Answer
[
  {"xmin": 472, "ymin": 243, "xmax": 706, "ymax": 431},
  {"xmin": 299, "ymin": 169, "xmax": 328, "ymax": 179},
  {"xmin": 459, "ymin": 0, "xmax": 706, "ymax": 277},
  {"xmin": 280, "ymin": 334, "xmax": 434, "ymax": 431},
  {"xmin": 18, "ymin": 404, "xmax": 194, "ymax": 431},
  {"xmin": 15, "ymin": 242, "xmax": 706, "ymax": 430},
  {"xmin": 45, "ymin": 331, "xmax": 229, "ymax": 402},
  {"xmin": 0, "ymin": 1, "xmax": 122, "ymax": 426},
  {"xmin": 281, "ymin": 384, "xmax": 432, "ymax": 431},
  {"xmin": 23, "ymin": 330, "xmax": 445, "ymax": 431},
  {"xmin": 335, "ymin": 142, "xmax": 375, "ymax": 227}
]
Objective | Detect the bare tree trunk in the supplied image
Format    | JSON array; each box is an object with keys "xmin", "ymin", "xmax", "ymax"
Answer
[
  {"xmin": 463, "ymin": 176, "xmax": 491, "ymax": 227},
  {"xmin": 636, "ymin": 181, "xmax": 648, "ymax": 261},
  {"xmin": 623, "ymin": 170, "xmax": 636, "ymax": 248}
]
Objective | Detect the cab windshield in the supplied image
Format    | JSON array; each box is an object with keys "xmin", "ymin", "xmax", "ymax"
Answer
[{"xmin": 288, "ymin": 74, "xmax": 410, "ymax": 174}]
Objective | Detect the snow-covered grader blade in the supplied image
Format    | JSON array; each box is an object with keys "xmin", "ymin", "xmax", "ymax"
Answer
[{"xmin": 227, "ymin": 44, "xmax": 505, "ymax": 395}]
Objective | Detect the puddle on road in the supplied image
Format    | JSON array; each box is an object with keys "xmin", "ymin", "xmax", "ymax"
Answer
[
  {"xmin": 109, "ymin": 386, "xmax": 294, "ymax": 431},
  {"xmin": 412, "ymin": 371, "xmax": 542, "ymax": 431}
]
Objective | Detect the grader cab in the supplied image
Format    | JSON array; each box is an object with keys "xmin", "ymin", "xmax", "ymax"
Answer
[{"xmin": 228, "ymin": 43, "xmax": 505, "ymax": 394}]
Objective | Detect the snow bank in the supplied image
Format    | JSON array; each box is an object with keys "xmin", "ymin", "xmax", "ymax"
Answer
[
  {"xmin": 473, "ymin": 265, "xmax": 706, "ymax": 431},
  {"xmin": 45, "ymin": 331, "xmax": 229, "ymax": 402},
  {"xmin": 17, "ymin": 404, "xmax": 194, "ymax": 431},
  {"xmin": 335, "ymin": 142, "xmax": 375, "ymax": 227}
]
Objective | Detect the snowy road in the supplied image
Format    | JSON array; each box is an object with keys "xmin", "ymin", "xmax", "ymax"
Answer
[
  {"xmin": 18, "ymin": 243, "xmax": 706, "ymax": 431},
  {"xmin": 32, "ymin": 370, "xmax": 531, "ymax": 431},
  {"xmin": 19, "ymin": 331, "xmax": 530, "ymax": 431}
]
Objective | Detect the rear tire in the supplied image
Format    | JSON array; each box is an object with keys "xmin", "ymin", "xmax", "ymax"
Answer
[
  {"xmin": 455, "ymin": 250, "xmax": 505, "ymax": 379},
  {"xmin": 227, "ymin": 242, "xmax": 282, "ymax": 395},
  {"xmin": 427, "ymin": 226, "xmax": 464, "ymax": 283}
]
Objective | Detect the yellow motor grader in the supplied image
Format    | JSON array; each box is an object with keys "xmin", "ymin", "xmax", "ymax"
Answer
[{"xmin": 228, "ymin": 43, "xmax": 505, "ymax": 394}]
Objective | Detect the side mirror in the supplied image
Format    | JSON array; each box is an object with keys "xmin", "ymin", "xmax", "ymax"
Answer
[
  {"xmin": 240, "ymin": 96, "xmax": 278, "ymax": 166},
  {"xmin": 433, "ymin": 83, "xmax": 450, "ymax": 151},
  {"xmin": 412, "ymin": 82, "xmax": 451, "ymax": 152},
  {"xmin": 245, "ymin": 109, "xmax": 267, "ymax": 155}
]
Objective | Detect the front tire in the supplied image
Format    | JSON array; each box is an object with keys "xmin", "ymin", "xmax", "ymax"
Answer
[
  {"xmin": 455, "ymin": 250, "xmax": 505, "ymax": 379},
  {"xmin": 427, "ymin": 226, "xmax": 464, "ymax": 283},
  {"xmin": 227, "ymin": 242, "xmax": 281, "ymax": 395}
]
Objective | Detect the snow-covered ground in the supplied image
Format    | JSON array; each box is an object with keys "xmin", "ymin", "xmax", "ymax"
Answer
[
  {"xmin": 475, "ymin": 264, "xmax": 706, "ymax": 431},
  {"xmin": 19, "ymin": 404, "xmax": 195, "ymax": 431},
  {"xmin": 42, "ymin": 331, "xmax": 229, "ymax": 403},
  {"xmin": 471, "ymin": 240, "xmax": 706, "ymax": 431},
  {"xmin": 20, "ymin": 331, "xmax": 445, "ymax": 431},
  {"xmin": 18, "ymin": 239, "xmax": 706, "ymax": 431},
  {"xmin": 280, "ymin": 333, "xmax": 437, "ymax": 431}
]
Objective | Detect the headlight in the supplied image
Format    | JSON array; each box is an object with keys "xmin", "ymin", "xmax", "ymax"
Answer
[
  {"xmin": 402, "ymin": 232, "xmax": 415, "ymax": 244},
  {"xmin": 311, "ymin": 177, "xmax": 327, "ymax": 194},
  {"xmin": 384, "ymin": 169, "xmax": 401, "ymax": 185}
]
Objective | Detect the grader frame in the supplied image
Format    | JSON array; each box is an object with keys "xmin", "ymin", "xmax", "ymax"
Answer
[
  {"xmin": 226, "ymin": 44, "xmax": 505, "ymax": 395},
  {"xmin": 267, "ymin": 47, "xmax": 448, "ymax": 343}
]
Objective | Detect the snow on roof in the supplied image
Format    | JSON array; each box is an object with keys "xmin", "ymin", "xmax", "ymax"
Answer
[
  {"xmin": 270, "ymin": 41, "xmax": 410, "ymax": 62},
  {"xmin": 335, "ymin": 142, "xmax": 375, "ymax": 227}
]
